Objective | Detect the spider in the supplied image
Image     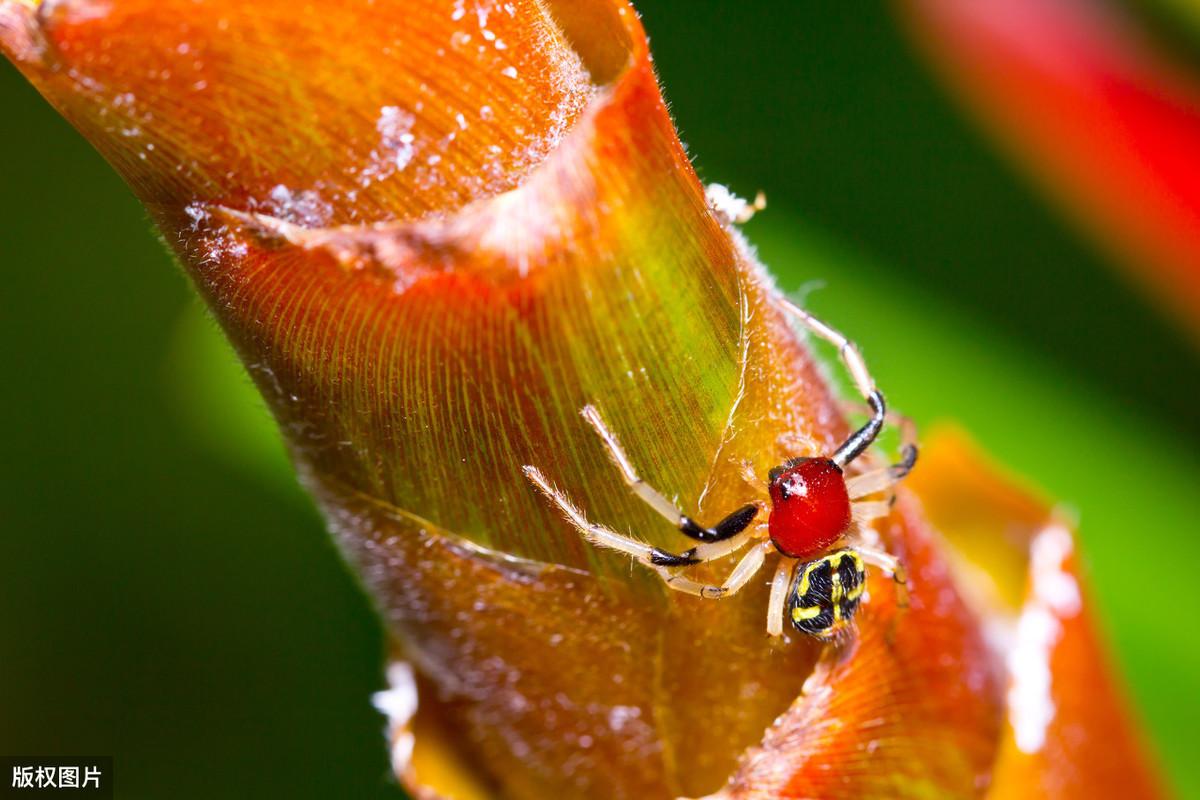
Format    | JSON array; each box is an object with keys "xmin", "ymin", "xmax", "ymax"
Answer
[{"xmin": 523, "ymin": 299, "xmax": 916, "ymax": 639}]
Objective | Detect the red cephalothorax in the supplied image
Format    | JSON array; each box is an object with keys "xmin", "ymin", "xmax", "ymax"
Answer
[{"xmin": 767, "ymin": 457, "xmax": 852, "ymax": 559}]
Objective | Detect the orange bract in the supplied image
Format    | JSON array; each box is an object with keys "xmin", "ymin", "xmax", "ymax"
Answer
[
  {"xmin": 0, "ymin": 1, "xmax": 1166, "ymax": 797},
  {"xmin": 911, "ymin": 429, "xmax": 1167, "ymax": 800}
]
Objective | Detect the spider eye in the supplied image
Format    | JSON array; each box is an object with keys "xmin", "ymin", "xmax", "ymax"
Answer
[
  {"xmin": 778, "ymin": 472, "xmax": 807, "ymax": 501},
  {"xmin": 768, "ymin": 456, "xmax": 811, "ymax": 489},
  {"xmin": 769, "ymin": 457, "xmax": 825, "ymax": 501}
]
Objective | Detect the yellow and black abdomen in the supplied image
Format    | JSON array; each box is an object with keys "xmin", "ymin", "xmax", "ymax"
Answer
[{"xmin": 787, "ymin": 549, "xmax": 867, "ymax": 638}]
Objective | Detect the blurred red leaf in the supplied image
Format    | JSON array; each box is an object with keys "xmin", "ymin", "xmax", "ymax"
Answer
[{"xmin": 898, "ymin": 0, "xmax": 1200, "ymax": 344}]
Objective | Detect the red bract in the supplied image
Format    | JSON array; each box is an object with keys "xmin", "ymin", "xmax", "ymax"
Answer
[
  {"xmin": 897, "ymin": 0, "xmax": 1200, "ymax": 345},
  {"xmin": 0, "ymin": 1, "xmax": 1167, "ymax": 797}
]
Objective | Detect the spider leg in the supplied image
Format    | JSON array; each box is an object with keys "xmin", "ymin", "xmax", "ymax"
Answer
[
  {"xmin": 678, "ymin": 522, "xmax": 769, "ymax": 564},
  {"xmin": 844, "ymin": 407, "xmax": 919, "ymax": 499},
  {"xmin": 656, "ymin": 540, "xmax": 772, "ymax": 600},
  {"xmin": 767, "ymin": 556, "xmax": 797, "ymax": 637},
  {"xmin": 854, "ymin": 541, "xmax": 910, "ymax": 609},
  {"xmin": 523, "ymin": 466, "xmax": 758, "ymax": 568},
  {"xmin": 851, "ymin": 500, "xmax": 892, "ymax": 528},
  {"xmin": 581, "ymin": 404, "xmax": 759, "ymax": 543},
  {"xmin": 779, "ymin": 298, "xmax": 884, "ymax": 468},
  {"xmin": 846, "ymin": 446, "xmax": 917, "ymax": 499},
  {"xmin": 652, "ymin": 523, "xmax": 765, "ymax": 568}
]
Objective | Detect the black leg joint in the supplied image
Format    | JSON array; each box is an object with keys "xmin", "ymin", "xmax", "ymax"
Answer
[
  {"xmin": 890, "ymin": 443, "xmax": 918, "ymax": 478},
  {"xmin": 677, "ymin": 504, "xmax": 759, "ymax": 543},
  {"xmin": 832, "ymin": 389, "xmax": 886, "ymax": 467},
  {"xmin": 651, "ymin": 547, "xmax": 700, "ymax": 567},
  {"xmin": 679, "ymin": 516, "xmax": 712, "ymax": 541},
  {"xmin": 713, "ymin": 504, "xmax": 759, "ymax": 539}
]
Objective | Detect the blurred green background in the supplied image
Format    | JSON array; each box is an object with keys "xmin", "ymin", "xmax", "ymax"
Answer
[{"xmin": 2, "ymin": 2, "xmax": 1198, "ymax": 797}]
